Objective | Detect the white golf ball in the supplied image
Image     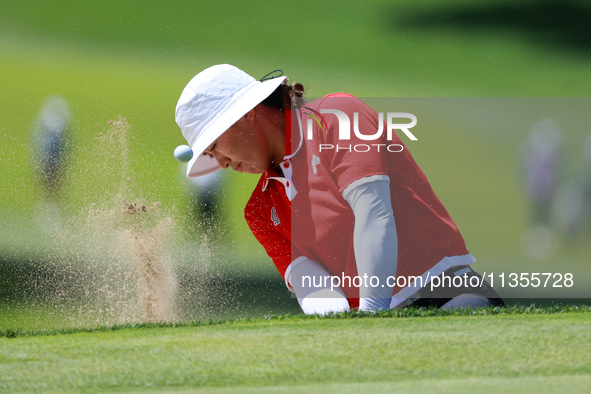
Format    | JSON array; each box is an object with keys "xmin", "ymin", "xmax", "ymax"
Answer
[{"xmin": 174, "ymin": 145, "xmax": 193, "ymax": 163}]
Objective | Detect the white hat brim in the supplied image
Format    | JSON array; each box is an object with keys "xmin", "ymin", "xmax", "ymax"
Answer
[{"xmin": 186, "ymin": 76, "xmax": 287, "ymax": 178}]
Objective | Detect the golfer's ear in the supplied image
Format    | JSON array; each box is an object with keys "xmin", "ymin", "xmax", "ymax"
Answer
[{"xmin": 245, "ymin": 108, "xmax": 256, "ymax": 124}]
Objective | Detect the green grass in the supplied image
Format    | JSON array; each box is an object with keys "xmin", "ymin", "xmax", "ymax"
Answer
[
  {"xmin": 1, "ymin": 308, "xmax": 590, "ymax": 393},
  {"xmin": 119, "ymin": 376, "xmax": 591, "ymax": 393},
  {"xmin": 1, "ymin": 304, "xmax": 589, "ymax": 337}
]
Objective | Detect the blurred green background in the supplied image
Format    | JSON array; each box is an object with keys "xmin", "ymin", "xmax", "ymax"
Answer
[{"xmin": 2, "ymin": 0, "xmax": 591, "ymax": 326}]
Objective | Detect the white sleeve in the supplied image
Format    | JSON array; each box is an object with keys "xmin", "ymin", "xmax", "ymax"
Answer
[
  {"xmin": 343, "ymin": 176, "xmax": 398, "ymax": 311},
  {"xmin": 287, "ymin": 257, "xmax": 350, "ymax": 315}
]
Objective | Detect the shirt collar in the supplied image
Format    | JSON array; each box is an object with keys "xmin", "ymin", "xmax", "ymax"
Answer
[{"xmin": 260, "ymin": 109, "xmax": 302, "ymax": 201}]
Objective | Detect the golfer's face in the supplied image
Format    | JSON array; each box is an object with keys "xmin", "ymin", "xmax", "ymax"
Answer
[{"xmin": 205, "ymin": 117, "xmax": 273, "ymax": 174}]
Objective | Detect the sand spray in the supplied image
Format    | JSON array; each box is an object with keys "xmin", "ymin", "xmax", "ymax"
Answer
[
  {"xmin": 3, "ymin": 115, "xmax": 250, "ymax": 330},
  {"xmin": 45, "ymin": 117, "xmax": 179, "ymax": 325}
]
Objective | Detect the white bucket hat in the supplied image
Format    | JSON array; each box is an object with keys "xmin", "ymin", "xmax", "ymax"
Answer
[{"xmin": 175, "ymin": 64, "xmax": 287, "ymax": 178}]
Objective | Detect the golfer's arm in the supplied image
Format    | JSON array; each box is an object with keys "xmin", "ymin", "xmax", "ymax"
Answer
[{"xmin": 343, "ymin": 177, "xmax": 398, "ymax": 311}]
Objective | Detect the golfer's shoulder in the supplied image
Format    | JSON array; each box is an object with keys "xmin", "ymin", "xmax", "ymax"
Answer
[{"xmin": 304, "ymin": 93, "xmax": 371, "ymax": 113}]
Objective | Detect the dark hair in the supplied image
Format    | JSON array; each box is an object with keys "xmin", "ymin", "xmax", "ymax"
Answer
[{"xmin": 261, "ymin": 81, "xmax": 305, "ymax": 110}]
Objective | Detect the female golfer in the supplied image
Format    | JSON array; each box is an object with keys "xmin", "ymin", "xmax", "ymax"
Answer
[{"xmin": 175, "ymin": 64, "xmax": 503, "ymax": 314}]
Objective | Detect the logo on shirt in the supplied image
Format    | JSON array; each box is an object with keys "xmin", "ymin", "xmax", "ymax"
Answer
[
  {"xmin": 312, "ymin": 155, "xmax": 320, "ymax": 174},
  {"xmin": 271, "ymin": 207, "xmax": 280, "ymax": 226}
]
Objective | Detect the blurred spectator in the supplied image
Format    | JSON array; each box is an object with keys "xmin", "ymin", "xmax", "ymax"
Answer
[
  {"xmin": 580, "ymin": 133, "xmax": 591, "ymax": 233},
  {"xmin": 550, "ymin": 133, "xmax": 591, "ymax": 239},
  {"xmin": 31, "ymin": 95, "xmax": 72, "ymax": 199},
  {"xmin": 519, "ymin": 118, "xmax": 563, "ymax": 258},
  {"xmin": 30, "ymin": 95, "xmax": 72, "ymax": 233},
  {"xmin": 520, "ymin": 118, "xmax": 563, "ymax": 226},
  {"xmin": 179, "ymin": 164, "xmax": 226, "ymax": 236}
]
